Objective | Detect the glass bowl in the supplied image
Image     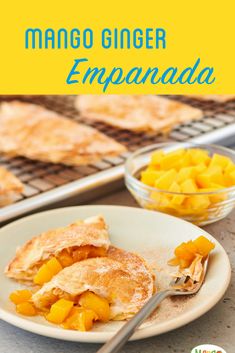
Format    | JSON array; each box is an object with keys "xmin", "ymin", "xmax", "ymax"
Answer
[{"xmin": 125, "ymin": 142, "xmax": 235, "ymax": 225}]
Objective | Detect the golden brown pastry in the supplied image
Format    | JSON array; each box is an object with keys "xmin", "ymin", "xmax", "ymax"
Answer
[
  {"xmin": 188, "ymin": 95, "xmax": 235, "ymax": 102},
  {"xmin": 0, "ymin": 166, "xmax": 23, "ymax": 206},
  {"xmin": 75, "ymin": 95, "xmax": 203, "ymax": 132},
  {"xmin": 32, "ymin": 246, "xmax": 155, "ymax": 320},
  {"xmin": 0, "ymin": 101, "xmax": 126, "ymax": 166},
  {"xmin": 5, "ymin": 215, "xmax": 110, "ymax": 282},
  {"xmin": 107, "ymin": 245, "xmax": 155, "ymax": 305}
]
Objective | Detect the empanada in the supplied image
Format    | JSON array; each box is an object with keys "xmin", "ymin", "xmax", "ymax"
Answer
[
  {"xmin": 0, "ymin": 101, "xmax": 126, "ymax": 166},
  {"xmin": 0, "ymin": 166, "xmax": 23, "ymax": 206},
  {"xmin": 75, "ymin": 95, "xmax": 203, "ymax": 132},
  {"xmin": 188, "ymin": 95, "xmax": 235, "ymax": 102},
  {"xmin": 5, "ymin": 215, "xmax": 110, "ymax": 282},
  {"xmin": 32, "ymin": 246, "xmax": 155, "ymax": 320}
]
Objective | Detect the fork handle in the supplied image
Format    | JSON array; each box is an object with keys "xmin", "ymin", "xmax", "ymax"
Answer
[{"xmin": 96, "ymin": 290, "xmax": 174, "ymax": 353}]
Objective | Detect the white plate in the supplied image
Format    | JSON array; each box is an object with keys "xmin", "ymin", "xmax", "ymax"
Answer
[{"xmin": 0, "ymin": 205, "xmax": 231, "ymax": 342}]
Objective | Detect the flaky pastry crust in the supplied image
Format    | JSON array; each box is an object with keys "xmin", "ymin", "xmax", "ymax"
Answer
[
  {"xmin": 0, "ymin": 101, "xmax": 126, "ymax": 166},
  {"xmin": 188, "ymin": 95, "xmax": 235, "ymax": 102},
  {"xmin": 76, "ymin": 95, "xmax": 203, "ymax": 132},
  {"xmin": 0, "ymin": 166, "xmax": 23, "ymax": 206},
  {"xmin": 5, "ymin": 215, "xmax": 110, "ymax": 282}
]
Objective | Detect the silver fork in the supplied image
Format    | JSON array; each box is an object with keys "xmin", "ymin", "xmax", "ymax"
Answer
[{"xmin": 97, "ymin": 257, "xmax": 209, "ymax": 353}]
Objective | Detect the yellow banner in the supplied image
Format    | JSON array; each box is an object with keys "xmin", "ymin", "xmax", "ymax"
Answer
[{"xmin": 0, "ymin": 0, "xmax": 234, "ymax": 94}]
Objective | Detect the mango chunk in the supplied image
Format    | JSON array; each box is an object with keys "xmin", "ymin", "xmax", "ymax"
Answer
[
  {"xmin": 225, "ymin": 161, "xmax": 235, "ymax": 175},
  {"xmin": 62, "ymin": 307, "xmax": 98, "ymax": 331},
  {"xmin": 196, "ymin": 174, "xmax": 210, "ymax": 188},
  {"xmin": 151, "ymin": 192, "xmax": 170, "ymax": 207},
  {"xmin": 72, "ymin": 245, "xmax": 94, "ymax": 262},
  {"xmin": 38, "ymin": 292, "xmax": 58, "ymax": 310},
  {"xmin": 176, "ymin": 167, "xmax": 195, "ymax": 183},
  {"xmin": 207, "ymin": 165, "xmax": 226, "ymax": 184},
  {"xmin": 209, "ymin": 153, "xmax": 232, "ymax": 169},
  {"xmin": 227, "ymin": 170, "xmax": 235, "ymax": 186},
  {"xmin": 141, "ymin": 169, "xmax": 163, "ymax": 187},
  {"xmin": 179, "ymin": 258, "xmax": 192, "ymax": 269},
  {"xmin": 160, "ymin": 149, "xmax": 185, "ymax": 170},
  {"xmin": 168, "ymin": 182, "xmax": 185, "ymax": 206},
  {"xmin": 171, "ymin": 194, "xmax": 185, "ymax": 206},
  {"xmin": 180, "ymin": 179, "xmax": 197, "ymax": 193},
  {"xmin": 196, "ymin": 166, "xmax": 225, "ymax": 188},
  {"xmin": 187, "ymin": 195, "xmax": 210, "ymax": 210},
  {"xmin": 57, "ymin": 250, "xmax": 74, "ymax": 267},
  {"xmin": 193, "ymin": 236, "xmax": 215, "ymax": 257},
  {"xmin": 194, "ymin": 163, "xmax": 207, "ymax": 174},
  {"xmin": 170, "ymin": 236, "xmax": 215, "ymax": 269},
  {"xmin": 46, "ymin": 299, "xmax": 74, "ymax": 324},
  {"xmin": 89, "ymin": 246, "xmax": 106, "ymax": 258},
  {"xmin": 168, "ymin": 181, "xmax": 180, "ymax": 193},
  {"xmin": 33, "ymin": 264, "xmax": 53, "ymax": 285},
  {"xmin": 174, "ymin": 242, "xmax": 195, "ymax": 261},
  {"xmin": 46, "ymin": 257, "xmax": 63, "ymax": 275},
  {"xmin": 185, "ymin": 240, "xmax": 198, "ymax": 254},
  {"xmin": 189, "ymin": 148, "xmax": 210, "ymax": 165},
  {"xmin": 178, "ymin": 151, "xmax": 191, "ymax": 169},
  {"xmin": 199, "ymin": 188, "xmax": 226, "ymax": 203},
  {"xmin": 16, "ymin": 302, "xmax": 37, "ymax": 316},
  {"xmin": 155, "ymin": 169, "xmax": 177, "ymax": 190},
  {"xmin": 168, "ymin": 257, "xmax": 180, "ymax": 266},
  {"xmin": 9, "ymin": 290, "xmax": 32, "ymax": 305},
  {"xmin": 34, "ymin": 257, "xmax": 63, "ymax": 285},
  {"xmin": 150, "ymin": 150, "xmax": 164, "ymax": 167},
  {"xmin": 79, "ymin": 291, "xmax": 110, "ymax": 322}
]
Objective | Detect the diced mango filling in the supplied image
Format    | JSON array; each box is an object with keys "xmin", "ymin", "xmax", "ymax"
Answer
[
  {"xmin": 33, "ymin": 246, "xmax": 106, "ymax": 286},
  {"xmin": 62, "ymin": 307, "xmax": 98, "ymax": 331},
  {"xmin": 33, "ymin": 257, "xmax": 63, "ymax": 285},
  {"xmin": 10, "ymin": 290, "xmax": 110, "ymax": 332},
  {"xmin": 168, "ymin": 235, "xmax": 215, "ymax": 269},
  {"xmin": 46, "ymin": 298, "xmax": 74, "ymax": 324},
  {"xmin": 36, "ymin": 291, "xmax": 59, "ymax": 310},
  {"xmin": 70, "ymin": 245, "xmax": 106, "ymax": 263},
  {"xmin": 11, "ymin": 244, "xmax": 109, "ymax": 332},
  {"xmin": 9, "ymin": 289, "xmax": 32, "ymax": 305},
  {"xmin": 140, "ymin": 148, "xmax": 235, "ymax": 222},
  {"xmin": 10, "ymin": 289, "xmax": 36, "ymax": 316},
  {"xmin": 57, "ymin": 249, "xmax": 74, "ymax": 267},
  {"xmin": 193, "ymin": 236, "xmax": 215, "ymax": 257},
  {"xmin": 79, "ymin": 291, "xmax": 110, "ymax": 322},
  {"xmin": 16, "ymin": 302, "xmax": 37, "ymax": 316}
]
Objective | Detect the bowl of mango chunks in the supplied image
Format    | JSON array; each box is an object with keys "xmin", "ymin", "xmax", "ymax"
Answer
[{"xmin": 125, "ymin": 143, "xmax": 235, "ymax": 225}]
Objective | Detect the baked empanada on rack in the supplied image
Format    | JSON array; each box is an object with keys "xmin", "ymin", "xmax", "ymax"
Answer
[
  {"xmin": 0, "ymin": 166, "xmax": 23, "ymax": 206},
  {"xmin": 188, "ymin": 95, "xmax": 235, "ymax": 102},
  {"xmin": 0, "ymin": 101, "xmax": 126, "ymax": 166},
  {"xmin": 5, "ymin": 216, "xmax": 110, "ymax": 283},
  {"xmin": 76, "ymin": 95, "xmax": 203, "ymax": 132}
]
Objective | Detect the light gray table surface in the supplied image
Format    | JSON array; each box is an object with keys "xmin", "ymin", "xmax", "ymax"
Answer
[{"xmin": 0, "ymin": 190, "xmax": 234, "ymax": 353}]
